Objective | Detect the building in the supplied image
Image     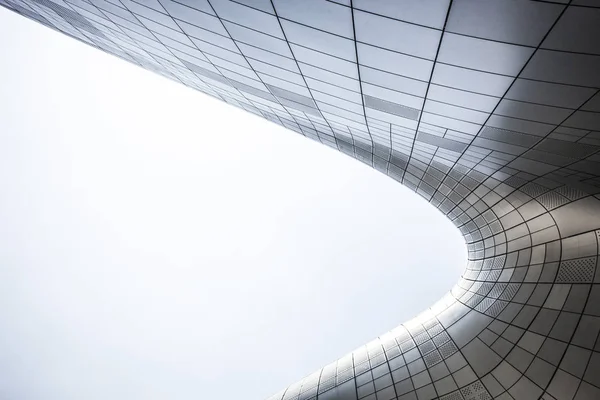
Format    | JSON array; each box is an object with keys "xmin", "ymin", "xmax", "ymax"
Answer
[{"xmin": 1, "ymin": 1, "xmax": 599, "ymax": 399}]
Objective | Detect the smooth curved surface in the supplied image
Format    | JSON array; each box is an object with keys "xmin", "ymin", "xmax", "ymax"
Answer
[{"xmin": 2, "ymin": 0, "xmax": 600, "ymax": 399}]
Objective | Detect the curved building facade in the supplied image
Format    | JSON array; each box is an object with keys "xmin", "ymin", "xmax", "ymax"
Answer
[{"xmin": 2, "ymin": 0, "xmax": 600, "ymax": 399}]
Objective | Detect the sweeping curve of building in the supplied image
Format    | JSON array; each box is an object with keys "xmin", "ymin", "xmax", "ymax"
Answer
[{"xmin": 3, "ymin": 0, "xmax": 600, "ymax": 399}]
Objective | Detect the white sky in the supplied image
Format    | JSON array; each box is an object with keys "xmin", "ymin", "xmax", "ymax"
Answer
[{"xmin": 0, "ymin": 8, "xmax": 466, "ymax": 400}]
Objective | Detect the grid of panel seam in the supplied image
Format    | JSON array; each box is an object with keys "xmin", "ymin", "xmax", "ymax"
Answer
[{"xmin": 2, "ymin": 0, "xmax": 600, "ymax": 399}]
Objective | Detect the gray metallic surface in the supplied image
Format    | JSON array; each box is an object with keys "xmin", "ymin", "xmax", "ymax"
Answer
[{"xmin": 2, "ymin": 0, "xmax": 600, "ymax": 399}]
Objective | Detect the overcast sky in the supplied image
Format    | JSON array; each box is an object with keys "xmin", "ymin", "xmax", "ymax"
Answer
[{"xmin": 0, "ymin": 8, "xmax": 466, "ymax": 400}]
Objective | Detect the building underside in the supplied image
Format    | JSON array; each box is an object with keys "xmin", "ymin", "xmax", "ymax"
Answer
[{"xmin": 2, "ymin": 0, "xmax": 600, "ymax": 399}]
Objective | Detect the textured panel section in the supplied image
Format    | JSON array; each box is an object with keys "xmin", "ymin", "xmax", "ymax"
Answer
[
  {"xmin": 364, "ymin": 95, "xmax": 420, "ymax": 120},
  {"xmin": 537, "ymin": 191, "xmax": 570, "ymax": 210},
  {"xmin": 461, "ymin": 381, "xmax": 491, "ymax": 400},
  {"xmin": 556, "ymin": 258, "xmax": 596, "ymax": 283},
  {"xmin": 417, "ymin": 132, "xmax": 468, "ymax": 153}
]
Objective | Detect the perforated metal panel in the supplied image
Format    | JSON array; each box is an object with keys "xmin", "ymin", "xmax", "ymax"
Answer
[{"xmin": 556, "ymin": 258, "xmax": 596, "ymax": 283}]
